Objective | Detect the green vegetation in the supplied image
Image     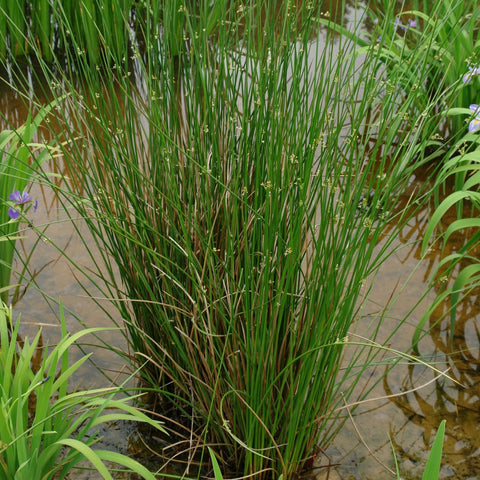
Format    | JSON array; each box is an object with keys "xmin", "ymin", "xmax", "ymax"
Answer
[
  {"xmin": 0, "ymin": 102, "xmax": 60, "ymax": 304},
  {"xmin": 3, "ymin": 0, "xmax": 476, "ymax": 478},
  {"xmin": 0, "ymin": 0, "xmax": 133, "ymax": 64},
  {"xmin": 0, "ymin": 301, "xmax": 165, "ymax": 479},
  {"xmin": 21, "ymin": 1, "xmax": 449, "ymax": 478},
  {"xmin": 394, "ymin": 1, "xmax": 480, "ymax": 350},
  {"xmin": 327, "ymin": 0, "xmax": 480, "ymax": 139},
  {"xmin": 419, "ymin": 106, "xmax": 480, "ymax": 344},
  {"xmin": 422, "ymin": 420, "xmax": 446, "ymax": 480}
]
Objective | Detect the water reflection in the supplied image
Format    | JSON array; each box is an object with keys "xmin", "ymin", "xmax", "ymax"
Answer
[
  {"xmin": 384, "ymin": 297, "xmax": 480, "ymax": 478},
  {"xmin": 322, "ymin": 161, "xmax": 480, "ymax": 478}
]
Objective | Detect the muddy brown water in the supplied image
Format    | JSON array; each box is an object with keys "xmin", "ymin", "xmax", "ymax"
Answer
[{"xmin": 2, "ymin": 13, "xmax": 480, "ymax": 480}]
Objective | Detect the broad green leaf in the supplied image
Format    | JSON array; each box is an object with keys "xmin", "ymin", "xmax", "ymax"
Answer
[
  {"xmin": 55, "ymin": 439, "xmax": 113, "ymax": 480},
  {"xmin": 422, "ymin": 420, "xmax": 446, "ymax": 480},
  {"xmin": 95, "ymin": 450, "xmax": 157, "ymax": 480},
  {"xmin": 209, "ymin": 447, "xmax": 224, "ymax": 480},
  {"xmin": 422, "ymin": 191, "xmax": 480, "ymax": 254}
]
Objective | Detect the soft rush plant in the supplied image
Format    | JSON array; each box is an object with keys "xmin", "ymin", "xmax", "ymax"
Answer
[
  {"xmin": 0, "ymin": 0, "xmax": 133, "ymax": 64},
  {"xmin": 0, "ymin": 301, "xmax": 164, "ymax": 479},
  {"xmin": 210, "ymin": 420, "xmax": 446, "ymax": 480},
  {"xmin": 19, "ymin": 0, "xmax": 449, "ymax": 478}
]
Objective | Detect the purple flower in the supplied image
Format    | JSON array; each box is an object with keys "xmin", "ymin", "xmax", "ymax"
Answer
[
  {"xmin": 7, "ymin": 190, "xmax": 38, "ymax": 220},
  {"xmin": 394, "ymin": 17, "xmax": 417, "ymax": 31},
  {"xmin": 393, "ymin": 17, "xmax": 406, "ymax": 30},
  {"xmin": 468, "ymin": 104, "xmax": 480, "ymax": 133},
  {"xmin": 463, "ymin": 65, "xmax": 480, "ymax": 84}
]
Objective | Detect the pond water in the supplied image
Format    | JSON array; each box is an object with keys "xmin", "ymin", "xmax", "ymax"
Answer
[
  {"xmin": 2, "ymin": 5, "xmax": 480, "ymax": 480},
  {"xmin": 320, "ymin": 171, "xmax": 480, "ymax": 479}
]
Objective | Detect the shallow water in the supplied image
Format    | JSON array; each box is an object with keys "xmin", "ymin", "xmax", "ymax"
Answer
[
  {"xmin": 1, "ymin": 6, "xmax": 480, "ymax": 480},
  {"xmin": 320, "ymin": 172, "xmax": 480, "ymax": 479},
  {"xmin": 5, "ymin": 97, "xmax": 479, "ymax": 480}
]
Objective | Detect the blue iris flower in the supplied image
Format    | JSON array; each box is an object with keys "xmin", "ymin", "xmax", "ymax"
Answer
[
  {"xmin": 463, "ymin": 65, "xmax": 480, "ymax": 84},
  {"xmin": 7, "ymin": 190, "xmax": 38, "ymax": 220}
]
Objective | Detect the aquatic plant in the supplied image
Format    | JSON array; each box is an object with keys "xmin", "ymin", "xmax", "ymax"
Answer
[
  {"xmin": 421, "ymin": 420, "xmax": 446, "ymax": 480},
  {"xmin": 343, "ymin": 0, "xmax": 480, "ymax": 139},
  {"xmin": 210, "ymin": 419, "xmax": 446, "ymax": 480},
  {"xmin": 7, "ymin": 190, "xmax": 38, "ymax": 220},
  {"xmin": 468, "ymin": 104, "xmax": 480, "ymax": 132},
  {"xmin": 0, "ymin": 102, "xmax": 59, "ymax": 304},
  {"xmin": 15, "ymin": 0, "xmax": 451, "ymax": 478},
  {"xmin": 0, "ymin": 0, "xmax": 133, "ymax": 64},
  {"xmin": 0, "ymin": 0, "xmax": 234, "ymax": 66},
  {"xmin": 419, "ymin": 104, "xmax": 480, "ymax": 346},
  {"xmin": 0, "ymin": 301, "xmax": 164, "ymax": 480}
]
